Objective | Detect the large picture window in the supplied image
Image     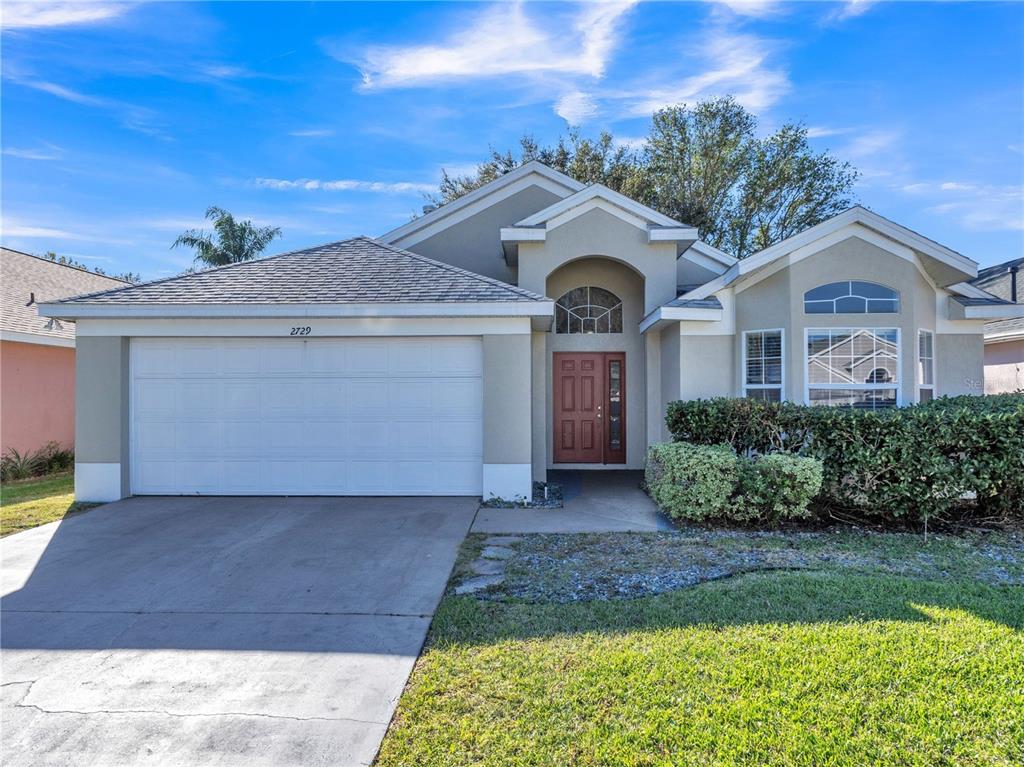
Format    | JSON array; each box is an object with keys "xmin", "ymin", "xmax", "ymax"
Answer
[
  {"xmin": 744, "ymin": 330, "xmax": 783, "ymax": 402},
  {"xmin": 804, "ymin": 281, "xmax": 900, "ymax": 314},
  {"xmin": 806, "ymin": 328, "xmax": 900, "ymax": 409},
  {"xmin": 555, "ymin": 286, "xmax": 623, "ymax": 334}
]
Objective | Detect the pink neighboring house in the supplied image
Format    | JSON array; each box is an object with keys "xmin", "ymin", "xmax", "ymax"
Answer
[{"xmin": 1, "ymin": 248, "xmax": 128, "ymax": 455}]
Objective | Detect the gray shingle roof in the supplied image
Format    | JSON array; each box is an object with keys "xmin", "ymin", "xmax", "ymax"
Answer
[
  {"xmin": 951, "ymin": 295, "xmax": 1015, "ymax": 307},
  {"xmin": 665, "ymin": 295, "xmax": 723, "ymax": 310},
  {"xmin": 985, "ymin": 317, "xmax": 1024, "ymax": 337},
  {"xmin": 52, "ymin": 237, "xmax": 546, "ymax": 305},
  {"xmin": 1, "ymin": 248, "xmax": 128, "ymax": 341}
]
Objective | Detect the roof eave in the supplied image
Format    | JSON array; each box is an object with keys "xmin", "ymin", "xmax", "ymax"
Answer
[{"xmin": 37, "ymin": 301, "xmax": 556, "ymax": 321}]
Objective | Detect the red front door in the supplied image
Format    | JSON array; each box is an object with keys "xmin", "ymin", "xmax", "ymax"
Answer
[{"xmin": 553, "ymin": 352, "xmax": 626, "ymax": 464}]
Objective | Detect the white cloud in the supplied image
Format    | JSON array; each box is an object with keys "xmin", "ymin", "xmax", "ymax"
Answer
[
  {"xmin": 345, "ymin": 1, "xmax": 636, "ymax": 89},
  {"xmin": 555, "ymin": 91, "xmax": 597, "ymax": 124},
  {"xmin": 289, "ymin": 128, "xmax": 335, "ymax": 138},
  {"xmin": 709, "ymin": 0, "xmax": 784, "ymax": 18},
  {"xmin": 826, "ymin": 0, "xmax": 877, "ymax": 23},
  {"xmin": 623, "ymin": 32, "xmax": 790, "ymax": 116},
  {"xmin": 613, "ymin": 135, "xmax": 647, "ymax": 151},
  {"xmin": 2, "ymin": 143, "xmax": 63, "ymax": 161},
  {"xmin": 900, "ymin": 180, "xmax": 1024, "ymax": 232},
  {"xmin": 0, "ymin": 217, "xmax": 125, "ymax": 242},
  {"xmin": 806, "ymin": 125, "xmax": 849, "ymax": 138},
  {"xmin": 842, "ymin": 129, "xmax": 901, "ymax": 159},
  {"xmin": 254, "ymin": 178, "xmax": 435, "ymax": 194},
  {"xmin": 4, "ymin": 74, "xmax": 166, "ymax": 138},
  {"xmin": 1, "ymin": 2, "xmax": 129, "ymax": 29}
]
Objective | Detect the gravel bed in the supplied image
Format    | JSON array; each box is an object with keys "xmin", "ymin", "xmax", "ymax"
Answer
[
  {"xmin": 453, "ymin": 529, "xmax": 1024, "ymax": 603},
  {"xmin": 481, "ymin": 481, "xmax": 563, "ymax": 509}
]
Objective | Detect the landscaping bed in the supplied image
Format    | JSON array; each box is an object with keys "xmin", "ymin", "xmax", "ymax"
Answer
[{"xmin": 377, "ymin": 530, "xmax": 1024, "ymax": 766}]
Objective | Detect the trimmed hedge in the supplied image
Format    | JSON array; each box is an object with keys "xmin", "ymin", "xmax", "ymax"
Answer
[
  {"xmin": 645, "ymin": 443, "xmax": 823, "ymax": 524},
  {"xmin": 664, "ymin": 394, "xmax": 1024, "ymax": 524}
]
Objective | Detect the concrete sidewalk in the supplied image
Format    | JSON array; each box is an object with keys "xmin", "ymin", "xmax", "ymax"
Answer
[{"xmin": 472, "ymin": 471, "xmax": 675, "ymax": 533}]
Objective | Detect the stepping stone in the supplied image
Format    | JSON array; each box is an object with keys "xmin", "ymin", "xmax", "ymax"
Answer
[
  {"xmin": 454, "ymin": 575, "xmax": 504, "ymax": 595},
  {"xmin": 484, "ymin": 535, "xmax": 523, "ymax": 546},
  {"xmin": 481, "ymin": 545, "xmax": 514, "ymax": 560},
  {"xmin": 471, "ymin": 558, "xmax": 506, "ymax": 575}
]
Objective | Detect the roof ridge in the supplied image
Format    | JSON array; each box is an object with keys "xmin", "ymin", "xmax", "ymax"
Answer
[{"xmin": 367, "ymin": 236, "xmax": 547, "ymax": 301}]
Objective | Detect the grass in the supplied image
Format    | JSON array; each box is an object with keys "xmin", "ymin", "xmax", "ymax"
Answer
[
  {"xmin": 0, "ymin": 472, "xmax": 97, "ymax": 537},
  {"xmin": 377, "ymin": 541, "xmax": 1024, "ymax": 766}
]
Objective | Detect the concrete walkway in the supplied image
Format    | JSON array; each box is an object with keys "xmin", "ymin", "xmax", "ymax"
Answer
[
  {"xmin": 472, "ymin": 470, "xmax": 676, "ymax": 533},
  {"xmin": 1, "ymin": 496, "xmax": 477, "ymax": 767}
]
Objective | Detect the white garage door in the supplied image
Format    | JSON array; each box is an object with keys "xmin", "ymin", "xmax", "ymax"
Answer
[{"xmin": 130, "ymin": 337, "xmax": 483, "ymax": 496}]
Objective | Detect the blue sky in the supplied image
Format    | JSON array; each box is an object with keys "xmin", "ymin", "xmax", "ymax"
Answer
[{"xmin": 2, "ymin": 0, "xmax": 1022, "ymax": 279}]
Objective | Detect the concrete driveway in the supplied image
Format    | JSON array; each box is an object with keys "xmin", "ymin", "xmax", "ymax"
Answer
[{"xmin": 1, "ymin": 496, "xmax": 478, "ymax": 766}]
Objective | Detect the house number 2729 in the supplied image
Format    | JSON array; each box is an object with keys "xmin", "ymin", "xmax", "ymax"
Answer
[{"xmin": 289, "ymin": 326, "xmax": 311, "ymax": 336}]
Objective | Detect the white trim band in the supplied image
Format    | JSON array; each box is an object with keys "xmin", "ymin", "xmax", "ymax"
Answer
[{"xmin": 76, "ymin": 463, "xmax": 123, "ymax": 503}]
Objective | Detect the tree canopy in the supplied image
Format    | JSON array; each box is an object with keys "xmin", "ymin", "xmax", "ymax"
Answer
[
  {"xmin": 432, "ymin": 97, "xmax": 859, "ymax": 259},
  {"xmin": 173, "ymin": 206, "xmax": 281, "ymax": 267}
]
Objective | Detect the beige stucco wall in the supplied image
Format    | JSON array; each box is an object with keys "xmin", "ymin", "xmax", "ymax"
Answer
[
  {"xmin": 733, "ymin": 235, "xmax": 938, "ymax": 404},
  {"xmin": 680, "ymin": 335, "xmax": 735, "ymax": 401},
  {"xmin": 936, "ymin": 333, "xmax": 985, "ymax": 397},
  {"xmin": 75, "ymin": 335, "xmax": 130, "ymax": 496},
  {"xmin": 401, "ymin": 185, "xmax": 563, "ymax": 284},
  {"xmin": 518, "ymin": 207, "xmax": 678, "ymax": 313},
  {"xmin": 658, "ymin": 328, "xmax": 680, "ymax": 442},
  {"xmin": 538, "ymin": 256, "xmax": 648, "ymax": 469},
  {"xmin": 984, "ymin": 338, "xmax": 1024, "ymax": 393},
  {"xmin": 482, "ymin": 333, "xmax": 533, "ymax": 465}
]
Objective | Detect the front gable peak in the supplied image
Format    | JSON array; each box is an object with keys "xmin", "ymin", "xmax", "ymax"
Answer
[{"xmin": 500, "ymin": 184, "xmax": 699, "ymax": 265}]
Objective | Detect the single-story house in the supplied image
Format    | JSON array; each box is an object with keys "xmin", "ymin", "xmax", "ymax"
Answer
[
  {"xmin": 969, "ymin": 257, "xmax": 1023, "ymax": 393},
  {"xmin": 1, "ymin": 247, "xmax": 127, "ymax": 456},
  {"xmin": 39, "ymin": 162, "xmax": 1024, "ymax": 502}
]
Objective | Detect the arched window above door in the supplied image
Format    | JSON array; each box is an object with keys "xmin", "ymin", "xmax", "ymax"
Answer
[{"xmin": 555, "ymin": 286, "xmax": 623, "ymax": 334}]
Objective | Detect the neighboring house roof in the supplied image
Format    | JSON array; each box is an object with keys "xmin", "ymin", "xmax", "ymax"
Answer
[
  {"xmin": 40, "ymin": 237, "xmax": 552, "ymax": 320},
  {"xmin": 0, "ymin": 247, "xmax": 128, "ymax": 346},
  {"xmin": 970, "ymin": 256, "xmax": 1022, "ymax": 303},
  {"xmin": 984, "ymin": 317, "xmax": 1024, "ymax": 343},
  {"xmin": 378, "ymin": 160, "xmax": 585, "ymax": 247}
]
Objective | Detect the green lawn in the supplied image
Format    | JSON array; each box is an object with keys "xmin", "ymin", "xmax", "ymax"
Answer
[
  {"xmin": 0, "ymin": 472, "xmax": 97, "ymax": 536},
  {"xmin": 377, "ymin": 540, "xmax": 1024, "ymax": 766}
]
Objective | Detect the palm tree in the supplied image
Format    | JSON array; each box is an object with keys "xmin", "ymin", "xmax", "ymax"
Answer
[{"xmin": 172, "ymin": 206, "xmax": 281, "ymax": 267}]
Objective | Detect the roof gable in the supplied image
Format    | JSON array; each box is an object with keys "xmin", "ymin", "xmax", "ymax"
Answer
[
  {"xmin": 514, "ymin": 184, "xmax": 685, "ymax": 229},
  {"xmin": 378, "ymin": 161, "xmax": 584, "ymax": 248},
  {"xmin": 684, "ymin": 206, "xmax": 979, "ymax": 301}
]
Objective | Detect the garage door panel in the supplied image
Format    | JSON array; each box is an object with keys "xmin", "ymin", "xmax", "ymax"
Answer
[
  {"xmin": 347, "ymin": 343, "xmax": 389, "ymax": 375},
  {"xmin": 132, "ymin": 337, "xmax": 483, "ymax": 495}
]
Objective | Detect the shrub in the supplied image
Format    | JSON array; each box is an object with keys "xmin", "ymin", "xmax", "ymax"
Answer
[
  {"xmin": 645, "ymin": 443, "xmax": 824, "ymax": 525},
  {"xmin": 665, "ymin": 395, "xmax": 1024, "ymax": 525},
  {"xmin": 645, "ymin": 443, "xmax": 738, "ymax": 521},
  {"xmin": 0, "ymin": 442, "xmax": 75, "ymax": 482},
  {"xmin": 735, "ymin": 453, "xmax": 823, "ymax": 523}
]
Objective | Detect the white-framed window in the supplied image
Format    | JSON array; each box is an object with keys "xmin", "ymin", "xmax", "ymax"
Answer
[
  {"xmin": 743, "ymin": 329, "xmax": 784, "ymax": 402},
  {"xmin": 918, "ymin": 329, "xmax": 934, "ymax": 403},
  {"xmin": 804, "ymin": 281, "xmax": 900, "ymax": 314},
  {"xmin": 805, "ymin": 327, "xmax": 900, "ymax": 410},
  {"xmin": 555, "ymin": 286, "xmax": 623, "ymax": 334}
]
